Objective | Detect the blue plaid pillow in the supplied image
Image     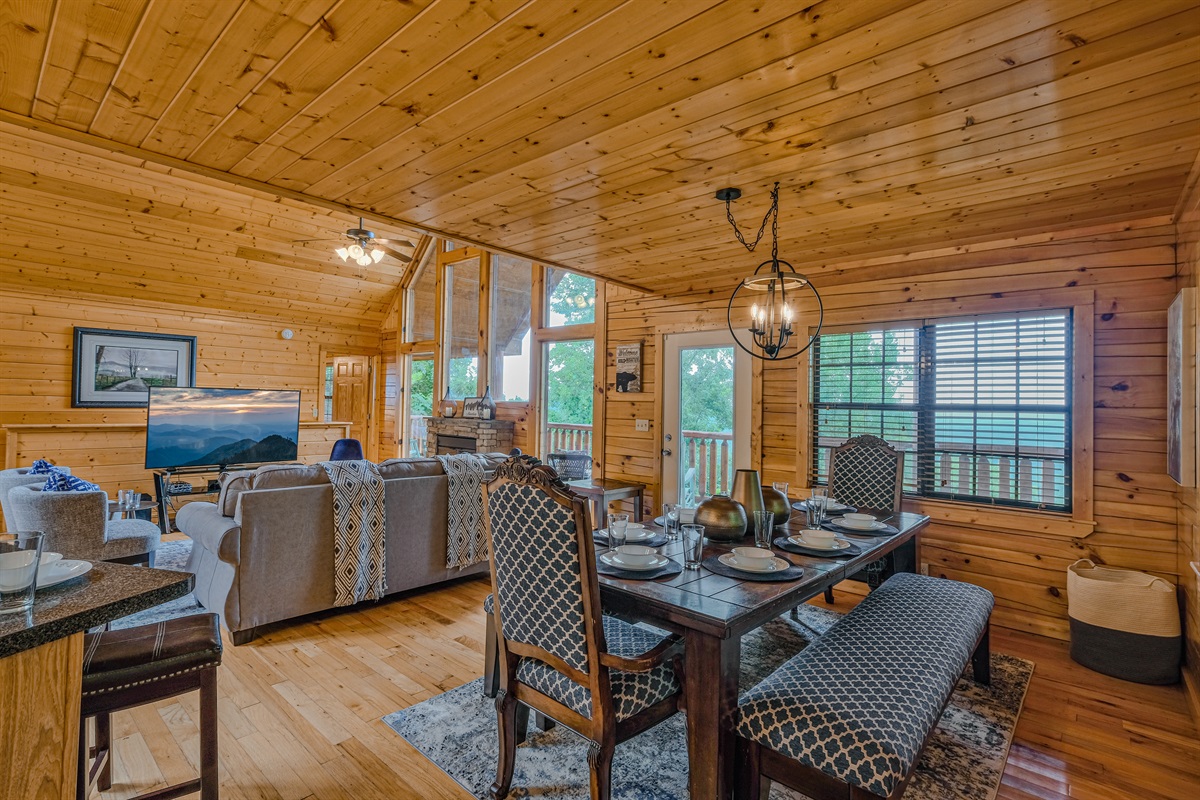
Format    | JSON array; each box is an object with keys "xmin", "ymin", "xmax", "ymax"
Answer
[
  {"xmin": 42, "ymin": 468, "xmax": 101, "ymax": 493},
  {"xmin": 29, "ymin": 459, "xmax": 57, "ymax": 474}
]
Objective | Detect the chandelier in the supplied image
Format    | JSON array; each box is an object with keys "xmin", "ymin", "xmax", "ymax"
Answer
[
  {"xmin": 335, "ymin": 219, "xmax": 386, "ymax": 266},
  {"xmin": 719, "ymin": 182, "xmax": 823, "ymax": 360}
]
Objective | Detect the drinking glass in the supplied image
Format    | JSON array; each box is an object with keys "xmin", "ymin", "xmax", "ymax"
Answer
[
  {"xmin": 772, "ymin": 481, "xmax": 789, "ymax": 498},
  {"xmin": 122, "ymin": 489, "xmax": 139, "ymax": 509},
  {"xmin": 609, "ymin": 513, "xmax": 629, "ymax": 549},
  {"xmin": 663, "ymin": 503, "xmax": 681, "ymax": 541},
  {"xmin": 806, "ymin": 487, "xmax": 829, "ymax": 528},
  {"xmin": 681, "ymin": 524, "xmax": 704, "ymax": 570},
  {"xmin": 753, "ymin": 510, "xmax": 775, "ymax": 549},
  {"xmin": 0, "ymin": 532, "xmax": 44, "ymax": 615}
]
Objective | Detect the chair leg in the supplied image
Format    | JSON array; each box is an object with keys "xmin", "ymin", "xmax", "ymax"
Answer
[
  {"xmin": 587, "ymin": 740, "xmax": 614, "ymax": 800},
  {"xmin": 77, "ymin": 716, "xmax": 90, "ymax": 800},
  {"xmin": 533, "ymin": 711, "xmax": 555, "ymax": 733},
  {"xmin": 96, "ymin": 712, "xmax": 112, "ymax": 790},
  {"xmin": 484, "ymin": 611, "xmax": 500, "ymax": 698},
  {"xmin": 972, "ymin": 623, "xmax": 991, "ymax": 686},
  {"xmin": 513, "ymin": 702, "xmax": 531, "ymax": 746},
  {"xmin": 823, "ymin": 586, "xmax": 835, "ymax": 604},
  {"xmin": 200, "ymin": 668, "xmax": 219, "ymax": 800},
  {"xmin": 734, "ymin": 737, "xmax": 768, "ymax": 800},
  {"xmin": 490, "ymin": 691, "xmax": 519, "ymax": 800}
]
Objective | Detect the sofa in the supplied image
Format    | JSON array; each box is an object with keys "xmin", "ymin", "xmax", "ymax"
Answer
[{"xmin": 176, "ymin": 455, "xmax": 505, "ymax": 644}]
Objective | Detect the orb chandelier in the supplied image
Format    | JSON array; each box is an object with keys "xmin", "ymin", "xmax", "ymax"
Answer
[{"xmin": 719, "ymin": 182, "xmax": 823, "ymax": 360}]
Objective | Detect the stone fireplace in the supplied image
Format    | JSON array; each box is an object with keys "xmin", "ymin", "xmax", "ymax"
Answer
[{"xmin": 426, "ymin": 416, "xmax": 515, "ymax": 455}]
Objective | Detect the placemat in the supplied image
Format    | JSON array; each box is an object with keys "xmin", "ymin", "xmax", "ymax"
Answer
[
  {"xmin": 821, "ymin": 520, "xmax": 899, "ymax": 537},
  {"xmin": 701, "ymin": 553, "xmax": 804, "ymax": 582},
  {"xmin": 595, "ymin": 555, "xmax": 683, "ymax": 581},
  {"xmin": 773, "ymin": 536, "xmax": 862, "ymax": 558},
  {"xmin": 594, "ymin": 531, "xmax": 670, "ymax": 548},
  {"xmin": 791, "ymin": 499, "xmax": 858, "ymax": 514}
]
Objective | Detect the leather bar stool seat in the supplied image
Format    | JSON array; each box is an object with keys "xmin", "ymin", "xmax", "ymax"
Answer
[{"xmin": 78, "ymin": 614, "xmax": 223, "ymax": 800}]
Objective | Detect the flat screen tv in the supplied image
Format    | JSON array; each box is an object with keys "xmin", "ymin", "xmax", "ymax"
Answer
[{"xmin": 145, "ymin": 387, "xmax": 301, "ymax": 471}]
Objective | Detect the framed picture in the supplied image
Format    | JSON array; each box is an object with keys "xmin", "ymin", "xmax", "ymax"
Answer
[
  {"xmin": 1167, "ymin": 289, "xmax": 1195, "ymax": 486},
  {"xmin": 72, "ymin": 327, "xmax": 197, "ymax": 408},
  {"xmin": 462, "ymin": 397, "xmax": 484, "ymax": 419},
  {"xmin": 615, "ymin": 343, "xmax": 642, "ymax": 393}
]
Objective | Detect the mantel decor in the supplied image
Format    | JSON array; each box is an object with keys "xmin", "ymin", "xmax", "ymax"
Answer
[
  {"xmin": 718, "ymin": 182, "xmax": 823, "ymax": 361},
  {"xmin": 71, "ymin": 327, "xmax": 197, "ymax": 408}
]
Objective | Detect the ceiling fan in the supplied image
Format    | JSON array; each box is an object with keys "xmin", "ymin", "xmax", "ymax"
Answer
[{"xmin": 293, "ymin": 217, "xmax": 415, "ymax": 265}]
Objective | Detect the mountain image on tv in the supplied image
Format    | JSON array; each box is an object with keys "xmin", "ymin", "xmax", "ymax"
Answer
[{"xmin": 145, "ymin": 388, "xmax": 301, "ymax": 470}]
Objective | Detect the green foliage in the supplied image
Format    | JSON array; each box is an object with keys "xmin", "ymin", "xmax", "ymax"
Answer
[
  {"xmin": 448, "ymin": 357, "xmax": 478, "ymax": 399},
  {"xmin": 408, "ymin": 359, "xmax": 434, "ymax": 416},
  {"xmin": 545, "ymin": 340, "xmax": 593, "ymax": 426},
  {"xmin": 679, "ymin": 347, "xmax": 734, "ymax": 433},
  {"xmin": 547, "ymin": 270, "xmax": 596, "ymax": 325}
]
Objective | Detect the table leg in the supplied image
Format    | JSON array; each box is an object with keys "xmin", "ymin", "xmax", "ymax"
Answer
[
  {"xmin": 594, "ymin": 497, "xmax": 608, "ymax": 530},
  {"xmin": 685, "ymin": 632, "xmax": 740, "ymax": 799},
  {"xmin": 633, "ymin": 489, "xmax": 644, "ymax": 522}
]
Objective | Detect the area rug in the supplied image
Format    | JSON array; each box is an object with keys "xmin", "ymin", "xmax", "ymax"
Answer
[
  {"xmin": 384, "ymin": 607, "xmax": 1033, "ymax": 800},
  {"xmin": 109, "ymin": 539, "xmax": 207, "ymax": 629}
]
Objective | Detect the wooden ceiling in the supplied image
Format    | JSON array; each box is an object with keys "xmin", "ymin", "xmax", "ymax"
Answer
[{"xmin": 1, "ymin": 0, "xmax": 1198, "ymax": 298}]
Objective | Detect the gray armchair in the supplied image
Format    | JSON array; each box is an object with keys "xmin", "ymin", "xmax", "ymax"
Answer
[
  {"xmin": 6, "ymin": 485, "xmax": 159, "ymax": 565},
  {"xmin": 0, "ymin": 466, "xmax": 69, "ymax": 532}
]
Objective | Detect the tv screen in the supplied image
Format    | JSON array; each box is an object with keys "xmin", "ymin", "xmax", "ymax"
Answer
[{"xmin": 145, "ymin": 387, "xmax": 301, "ymax": 470}]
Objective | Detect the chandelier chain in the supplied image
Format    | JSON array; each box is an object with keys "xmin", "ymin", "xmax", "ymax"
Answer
[{"xmin": 725, "ymin": 181, "xmax": 780, "ymax": 254}]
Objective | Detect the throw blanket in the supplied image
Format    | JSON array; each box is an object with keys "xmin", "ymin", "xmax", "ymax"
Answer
[
  {"xmin": 318, "ymin": 460, "xmax": 387, "ymax": 606},
  {"xmin": 435, "ymin": 453, "xmax": 489, "ymax": 569}
]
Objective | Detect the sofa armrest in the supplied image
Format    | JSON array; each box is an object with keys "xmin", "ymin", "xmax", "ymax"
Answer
[{"xmin": 176, "ymin": 501, "xmax": 241, "ymax": 563}]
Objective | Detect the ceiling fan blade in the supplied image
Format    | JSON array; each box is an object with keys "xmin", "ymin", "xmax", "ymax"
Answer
[
  {"xmin": 376, "ymin": 244, "xmax": 413, "ymax": 263},
  {"xmin": 375, "ymin": 237, "xmax": 415, "ymax": 248},
  {"xmin": 291, "ymin": 237, "xmax": 342, "ymax": 243}
]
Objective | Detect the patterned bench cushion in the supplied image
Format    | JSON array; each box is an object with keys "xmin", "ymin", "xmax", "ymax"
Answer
[
  {"xmin": 736, "ymin": 573, "xmax": 993, "ymax": 798},
  {"xmin": 516, "ymin": 616, "xmax": 678, "ymax": 721}
]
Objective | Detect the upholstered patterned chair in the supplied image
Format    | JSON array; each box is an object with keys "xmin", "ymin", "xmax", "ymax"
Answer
[
  {"xmin": 484, "ymin": 455, "xmax": 684, "ymax": 800},
  {"xmin": 7, "ymin": 485, "xmax": 159, "ymax": 565},
  {"xmin": 0, "ymin": 465, "xmax": 69, "ymax": 531}
]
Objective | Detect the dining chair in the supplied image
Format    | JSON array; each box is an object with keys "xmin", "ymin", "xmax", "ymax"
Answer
[
  {"xmin": 484, "ymin": 455, "xmax": 684, "ymax": 800},
  {"xmin": 545, "ymin": 450, "xmax": 592, "ymax": 480}
]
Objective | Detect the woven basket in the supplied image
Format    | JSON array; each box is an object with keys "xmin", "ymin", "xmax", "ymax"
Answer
[{"xmin": 1067, "ymin": 559, "xmax": 1180, "ymax": 684}]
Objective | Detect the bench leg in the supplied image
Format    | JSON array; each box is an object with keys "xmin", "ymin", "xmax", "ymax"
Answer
[
  {"xmin": 972, "ymin": 623, "xmax": 991, "ymax": 686},
  {"xmin": 823, "ymin": 586, "xmax": 835, "ymax": 604},
  {"xmin": 484, "ymin": 610, "xmax": 500, "ymax": 698}
]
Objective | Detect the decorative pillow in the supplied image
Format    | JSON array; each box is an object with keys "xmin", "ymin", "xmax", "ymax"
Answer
[
  {"xmin": 250, "ymin": 463, "xmax": 329, "ymax": 490},
  {"xmin": 29, "ymin": 459, "xmax": 58, "ymax": 474},
  {"xmin": 41, "ymin": 467, "xmax": 101, "ymax": 492},
  {"xmin": 217, "ymin": 470, "xmax": 254, "ymax": 517}
]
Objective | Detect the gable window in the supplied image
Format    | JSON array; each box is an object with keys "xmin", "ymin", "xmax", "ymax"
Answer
[{"xmin": 811, "ymin": 311, "xmax": 1072, "ymax": 512}]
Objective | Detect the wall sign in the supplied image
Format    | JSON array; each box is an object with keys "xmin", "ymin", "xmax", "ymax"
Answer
[{"xmin": 615, "ymin": 343, "xmax": 642, "ymax": 393}]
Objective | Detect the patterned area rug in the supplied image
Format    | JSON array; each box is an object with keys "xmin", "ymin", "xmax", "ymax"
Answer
[
  {"xmin": 385, "ymin": 607, "xmax": 1033, "ymax": 800},
  {"xmin": 109, "ymin": 539, "xmax": 206, "ymax": 630}
]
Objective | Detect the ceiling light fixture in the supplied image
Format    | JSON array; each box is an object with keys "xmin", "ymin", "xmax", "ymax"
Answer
[
  {"xmin": 335, "ymin": 218, "xmax": 386, "ymax": 266},
  {"xmin": 719, "ymin": 182, "xmax": 823, "ymax": 360}
]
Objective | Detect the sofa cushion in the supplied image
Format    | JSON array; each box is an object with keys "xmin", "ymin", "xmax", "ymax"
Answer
[
  {"xmin": 218, "ymin": 470, "xmax": 254, "ymax": 517},
  {"xmin": 251, "ymin": 463, "xmax": 329, "ymax": 490},
  {"xmin": 42, "ymin": 468, "xmax": 101, "ymax": 492},
  {"xmin": 377, "ymin": 458, "xmax": 444, "ymax": 479}
]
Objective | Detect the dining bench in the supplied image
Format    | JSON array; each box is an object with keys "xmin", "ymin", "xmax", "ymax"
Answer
[{"xmin": 733, "ymin": 572, "xmax": 993, "ymax": 800}]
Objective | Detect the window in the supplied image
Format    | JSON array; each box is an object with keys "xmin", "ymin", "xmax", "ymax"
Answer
[
  {"xmin": 323, "ymin": 363, "xmax": 334, "ymax": 421},
  {"xmin": 543, "ymin": 339, "xmax": 594, "ymax": 455},
  {"xmin": 490, "ymin": 255, "xmax": 532, "ymax": 401},
  {"xmin": 405, "ymin": 356, "xmax": 434, "ymax": 457},
  {"xmin": 544, "ymin": 267, "xmax": 595, "ymax": 326},
  {"xmin": 444, "ymin": 256, "xmax": 481, "ymax": 398},
  {"xmin": 811, "ymin": 311, "xmax": 1072, "ymax": 512},
  {"xmin": 405, "ymin": 251, "xmax": 436, "ymax": 343}
]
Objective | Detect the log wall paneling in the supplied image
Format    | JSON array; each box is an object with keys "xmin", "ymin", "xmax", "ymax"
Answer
[{"xmin": 603, "ymin": 218, "xmax": 1179, "ymax": 643}]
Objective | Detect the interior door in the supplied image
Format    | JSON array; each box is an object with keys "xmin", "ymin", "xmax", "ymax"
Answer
[
  {"xmin": 661, "ymin": 330, "xmax": 751, "ymax": 505},
  {"xmin": 332, "ymin": 355, "xmax": 371, "ymax": 446}
]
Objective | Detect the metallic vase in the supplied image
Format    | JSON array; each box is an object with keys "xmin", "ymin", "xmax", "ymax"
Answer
[
  {"xmin": 694, "ymin": 494, "xmax": 747, "ymax": 541},
  {"xmin": 730, "ymin": 469, "xmax": 765, "ymax": 519},
  {"xmin": 762, "ymin": 484, "xmax": 791, "ymax": 528}
]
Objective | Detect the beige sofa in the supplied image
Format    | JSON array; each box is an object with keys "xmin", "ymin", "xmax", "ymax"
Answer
[{"xmin": 176, "ymin": 455, "xmax": 503, "ymax": 644}]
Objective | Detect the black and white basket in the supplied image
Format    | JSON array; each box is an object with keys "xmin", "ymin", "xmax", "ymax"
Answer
[{"xmin": 1067, "ymin": 559, "xmax": 1181, "ymax": 684}]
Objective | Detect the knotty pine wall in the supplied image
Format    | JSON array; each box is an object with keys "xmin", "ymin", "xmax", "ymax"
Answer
[
  {"xmin": 604, "ymin": 217, "xmax": 1180, "ymax": 642},
  {"xmin": 1176, "ymin": 171, "xmax": 1200, "ymax": 721},
  {"xmin": 0, "ymin": 288, "xmax": 378, "ymax": 504}
]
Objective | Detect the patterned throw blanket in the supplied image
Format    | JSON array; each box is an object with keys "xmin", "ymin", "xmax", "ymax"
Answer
[
  {"xmin": 318, "ymin": 460, "xmax": 387, "ymax": 606},
  {"xmin": 435, "ymin": 453, "xmax": 489, "ymax": 569}
]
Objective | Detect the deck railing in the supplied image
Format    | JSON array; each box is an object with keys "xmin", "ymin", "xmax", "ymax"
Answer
[
  {"xmin": 681, "ymin": 430, "xmax": 735, "ymax": 497},
  {"xmin": 545, "ymin": 422, "xmax": 593, "ymax": 454},
  {"xmin": 408, "ymin": 415, "xmax": 429, "ymax": 457}
]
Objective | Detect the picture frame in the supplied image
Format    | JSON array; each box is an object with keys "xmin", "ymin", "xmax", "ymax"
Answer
[
  {"xmin": 1167, "ymin": 289, "xmax": 1195, "ymax": 486},
  {"xmin": 462, "ymin": 396, "xmax": 484, "ymax": 419},
  {"xmin": 615, "ymin": 342, "xmax": 642, "ymax": 393},
  {"xmin": 72, "ymin": 327, "xmax": 197, "ymax": 408}
]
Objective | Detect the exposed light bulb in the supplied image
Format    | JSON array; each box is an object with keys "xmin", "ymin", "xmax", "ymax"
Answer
[
  {"xmin": 783, "ymin": 304, "xmax": 793, "ymax": 323},
  {"xmin": 348, "ymin": 243, "xmax": 364, "ymax": 259},
  {"xmin": 751, "ymin": 303, "xmax": 759, "ymax": 322},
  {"xmin": 335, "ymin": 247, "xmax": 349, "ymax": 261},
  {"xmin": 371, "ymin": 249, "xmax": 385, "ymax": 263}
]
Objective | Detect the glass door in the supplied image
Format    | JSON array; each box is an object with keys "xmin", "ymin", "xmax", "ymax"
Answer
[
  {"xmin": 403, "ymin": 354, "xmax": 435, "ymax": 457},
  {"xmin": 661, "ymin": 330, "xmax": 751, "ymax": 504},
  {"xmin": 541, "ymin": 339, "xmax": 595, "ymax": 471}
]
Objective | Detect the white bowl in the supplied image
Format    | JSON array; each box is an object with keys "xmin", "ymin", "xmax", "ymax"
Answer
[
  {"xmin": 678, "ymin": 508, "xmax": 696, "ymax": 524},
  {"xmin": 732, "ymin": 546, "xmax": 775, "ymax": 563},
  {"xmin": 799, "ymin": 529, "xmax": 838, "ymax": 547},
  {"xmin": 840, "ymin": 513, "xmax": 877, "ymax": 529},
  {"xmin": 614, "ymin": 544, "xmax": 658, "ymax": 567},
  {"xmin": 39, "ymin": 551, "xmax": 63, "ymax": 565}
]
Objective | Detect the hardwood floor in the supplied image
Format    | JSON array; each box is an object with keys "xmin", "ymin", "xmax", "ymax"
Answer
[{"xmin": 92, "ymin": 575, "xmax": 1199, "ymax": 800}]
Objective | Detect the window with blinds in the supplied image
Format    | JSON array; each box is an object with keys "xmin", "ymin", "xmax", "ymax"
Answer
[{"xmin": 811, "ymin": 311, "xmax": 1072, "ymax": 512}]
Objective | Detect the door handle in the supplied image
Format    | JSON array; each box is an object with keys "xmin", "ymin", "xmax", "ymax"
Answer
[{"xmin": 661, "ymin": 449, "xmax": 672, "ymax": 457}]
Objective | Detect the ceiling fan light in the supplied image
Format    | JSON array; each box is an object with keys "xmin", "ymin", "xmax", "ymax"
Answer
[
  {"xmin": 371, "ymin": 248, "xmax": 385, "ymax": 263},
  {"xmin": 347, "ymin": 243, "xmax": 365, "ymax": 259},
  {"xmin": 356, "ymin": 255, "xmax": 372, "ymax": 266},
  {"xmin": 335, "ymin": 247, "xmax": 349, "ymax": 261}
]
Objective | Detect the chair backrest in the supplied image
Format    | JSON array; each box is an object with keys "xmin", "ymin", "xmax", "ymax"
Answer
[
  {"xmin": 484, "ymin": 455, "xmax": 603, "ymax": 681},
  {"xmin": 6, "ymin": 485, "xmax": 109, "ymax": 559},
  {"xmin": 0, "ymin": 467, "xmax": 61, "ymax": 532},
  {"xmin": 545, "ymin": 451, "xmax": 591, "ymax": 480},
  {"xmin": 827, "ymin": 434, "xmax": 904, "ymax": 512},
  {"xmin": 330, "ymin": 438, "xmax": 364, "ymax": 461}
]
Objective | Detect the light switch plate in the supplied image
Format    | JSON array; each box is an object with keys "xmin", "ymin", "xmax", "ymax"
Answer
[{"xmin": 635, "ymin": 419, "xmax": 650, "ymax": 432}]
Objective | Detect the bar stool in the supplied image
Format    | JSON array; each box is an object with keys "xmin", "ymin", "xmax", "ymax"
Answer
[{"xmin": 78, "ymin": 614, "xmax": 223, "ymax": 800}]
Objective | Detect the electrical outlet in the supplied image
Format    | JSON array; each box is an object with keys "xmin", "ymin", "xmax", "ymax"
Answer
[{"xmin": 635, "ymin": 419, "xmax": 650, "ymax": 432}]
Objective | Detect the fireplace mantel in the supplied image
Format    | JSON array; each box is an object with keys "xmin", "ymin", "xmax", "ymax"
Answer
[{"xmin": 426, "ymin": 416, "xmax": 514, "ymax": 454}]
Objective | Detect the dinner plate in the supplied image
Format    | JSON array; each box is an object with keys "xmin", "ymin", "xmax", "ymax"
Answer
[
  {"xmin": 787, "ymin": 535, "xmax": 851, "ymax": 551},
  {"xmin": 599, "ymin": 527, "xmax": 653, "ymax": 541},
  {"xmin": 600, "ymin": 552, "xmax": 669, "ymax": 572},
  {"xmin": 718, "ymin": 553, "xmax": 791, "ymax": 573},
  {"xmin": 831, "ymin": 517, "xmax": 887, "ymax": 532},
  {"xmin": 37, "ymin": 559, "xmax": 92, "ymax": 588},
  {"xmin": 792, "ymin": 499, "xmax": 854, "ymax": 513}
]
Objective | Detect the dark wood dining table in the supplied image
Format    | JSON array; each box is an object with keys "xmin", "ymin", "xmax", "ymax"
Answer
[{"xmin": 597, "ymin": 509, "xmax": 929, "ymax": 799}]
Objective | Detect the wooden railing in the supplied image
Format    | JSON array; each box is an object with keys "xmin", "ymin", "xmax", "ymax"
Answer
[
  {"xmin": 546, "ymin": 422, "xmax": 593, "ymax": 454},
  {"xmin": 408, "ymin": 415, "xmax": 429, "ymax": 457},
  {"xmin": 681, "ymin": 430, "xmax": 734, "ymax": 497}
]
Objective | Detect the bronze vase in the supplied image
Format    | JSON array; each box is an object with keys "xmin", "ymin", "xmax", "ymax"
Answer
[
  {"xmin": 694, "ymin": 494, "xmax": 747, "ymax": 541},
  {"xmin": 762, "ymin": 484, "xmax": 791, "ymax": 528},
  {"xmin": 730, "ymin": 469, "xmax": 765, "ymax": 519}
]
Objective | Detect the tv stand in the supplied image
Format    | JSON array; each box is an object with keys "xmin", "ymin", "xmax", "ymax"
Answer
[{"xmin": 153, "ymin": 468, "xmax": 222, "ymax": 536}]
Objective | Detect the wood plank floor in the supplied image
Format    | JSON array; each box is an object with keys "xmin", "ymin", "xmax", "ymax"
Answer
[{"xmin": 92, "ymin": 574, "xmax": 1200, "ymax": 800}]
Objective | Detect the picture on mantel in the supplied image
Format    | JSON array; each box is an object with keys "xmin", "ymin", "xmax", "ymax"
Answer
[{"xmin": 615, "ymin": 343, "xmax": 642, "ymax": 393}]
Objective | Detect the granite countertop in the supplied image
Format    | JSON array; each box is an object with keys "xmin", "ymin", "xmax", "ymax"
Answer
[{"xmin": 0, "ymin": 561, "xmax": 193, "ymax": 659}]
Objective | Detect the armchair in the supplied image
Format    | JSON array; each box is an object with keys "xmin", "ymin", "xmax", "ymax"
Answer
[
  {"xmin": 7, "ymin": 486, "xmax": 159, "ymax": 565},
  {"xmin": 1, "ymin": 466, "xmax": 69, "ymax": 532}
]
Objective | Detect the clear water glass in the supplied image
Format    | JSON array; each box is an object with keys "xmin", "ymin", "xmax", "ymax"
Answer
[
  {"xmin": 0, "ymin": 532, "xmax": 44, "ymax": 615},
  {"xmin": 753, "ymin": 510, "xmax": 775, "ymax": 549},
  {"xmin": 122, "ymin": 489, "xmax": 138, "ymax": 508},
  {"xmin": 663, "ymin": 503, "xmax": 680, "ymax": 541},
  {"xmin": 806, "ymin": 487, "xmax": 829, "ymax": 528},
  {"xmin": 609, "ymin": 513, "xmax": 629, "ymax": 549},
  {"xmin": 681, "ymin": 524, "xmax": 704, "ymax": 569},
  {"xmin": 772, "ymin": 481, "xmax": 789, "ymax": 499}
]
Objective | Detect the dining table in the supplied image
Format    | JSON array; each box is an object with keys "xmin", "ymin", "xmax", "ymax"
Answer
[{"xmin": 596, "ymin": 508, "xmax": 928, "ymax": 799}]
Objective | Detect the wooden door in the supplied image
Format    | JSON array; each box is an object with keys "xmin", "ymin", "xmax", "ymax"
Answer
[{"xmin": 332, "ymin": 356, "xmax": 371, "ymax": 445}]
